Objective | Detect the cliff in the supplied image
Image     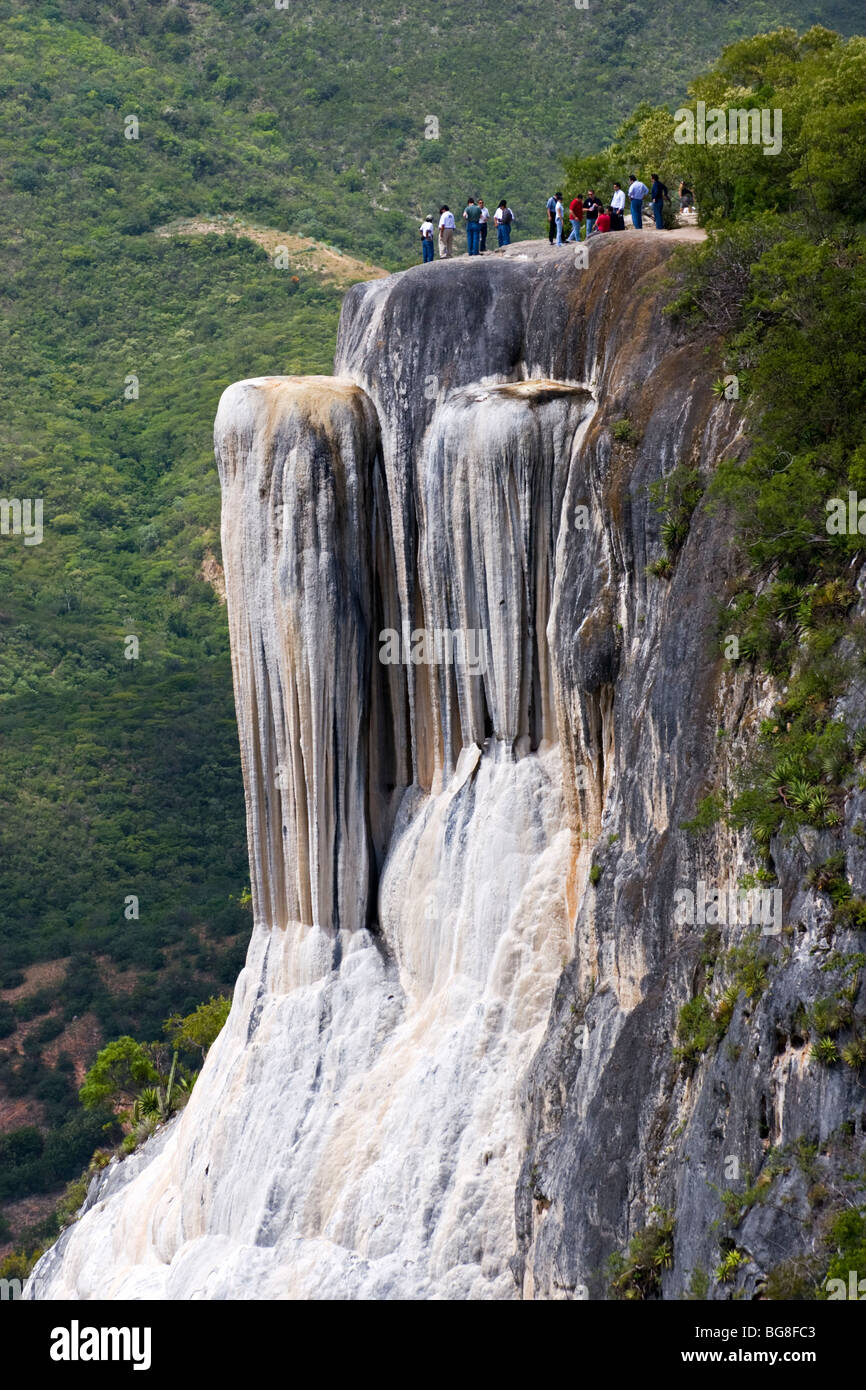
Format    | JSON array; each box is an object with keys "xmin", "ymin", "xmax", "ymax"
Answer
[{"xmin": 27, "ymin": 237, "xmax": 866, "ymax": 1300}]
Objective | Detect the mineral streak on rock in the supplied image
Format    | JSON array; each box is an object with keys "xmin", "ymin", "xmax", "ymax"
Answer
[{"xmin": 33, "ymin": 238, "xmax": 843, "ymax": 1303}]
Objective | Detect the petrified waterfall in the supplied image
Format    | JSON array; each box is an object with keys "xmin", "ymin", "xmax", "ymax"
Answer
[{"xmin": 33, "ymin": 236, "xmax": 852, "ymax": 1301}]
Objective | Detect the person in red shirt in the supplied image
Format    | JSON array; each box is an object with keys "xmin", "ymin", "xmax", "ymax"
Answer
[
  {"xmin": 589, "ymin": 208, "xmax": 612, "ymax": 235},
  {"xmin": 567, "ymin": 195, "xmax": 584, "ymax": 242}
]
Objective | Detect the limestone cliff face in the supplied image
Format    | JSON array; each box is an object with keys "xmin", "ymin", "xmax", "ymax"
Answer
[{"xmin": 27, "ymin": 239, "xmax": 865, "ymax": 1300}]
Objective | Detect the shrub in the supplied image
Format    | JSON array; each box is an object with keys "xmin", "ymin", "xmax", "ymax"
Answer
[
  {"xmin": 609, "ymin": 1208, "xmax": 675, "ymax": 1299},
  {"xmin": 809, "ymin": 997, "xmax": 852, "ymax": 1036},
  {"xmin": 832, "ymin": 898, "xmax": 866, "ymax": 932},
  {"xmin": 79, "ymin": 1037, "xmax": 158, "ymax": 1112},
  {"xmin": 647, "ymin": 464, "xmax": 703, "ymax": 578},
  {"xmin": 612, "ymin": 418, "xmax": 639, "ymax": 446},
  {"xmin": 675, "ymin": 995, "xmax": 721, "ymax": 1062},
  {"xmin": 822, "ymin": 1208, "xmax": 866, "ymax": 1292},
  {"xmin": 764, "ymin": 1255, "xmax": 821, "ymax": 1300},
  {"xmin": 164, "ymin": 994, "xmax": 230, "ymax": 1060}
]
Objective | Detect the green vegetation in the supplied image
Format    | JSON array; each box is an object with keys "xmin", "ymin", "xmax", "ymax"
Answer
[
  {"xmin": 719, "ymin": 1149, "xmax": 789, "ymax": 1227},
  {"xmin": 715, "ymin": 1245, "xmax": 748, "ymax": 1282},
  {"xmin": 822, "ymin": 1207, "xmax": 866, "ymax": 1292},
  {"xmin": 0, "ymin": 994, "xmax": 228, "ymax": 1274},
  {"xmin": 675, "ymin": 995, "xmax": 722, "ymax": 1063},
  {"xmin": 647, "ymin": 464, "xmax": 704, "ymax": 580},
  {"xmin": 78, "ymin": 1036, "xmax": 158, "ymax": 1112},
  {"xmin": 609, "ymin": 1208, "xmax": 675, "ymax": 1300},
  {"xmin": 165, "ymin": 994, "xmax": 231, "ymax": 1060},
  {"xmin": 764, "ymin": 1254, "xmax": 822, "ymax": 1299},
  {"xmin": 675, "ymin": 931, "xmax": 772, "ymax": 1064},
  {"xmin": 612, "ymin": 418, "xmax": 640, "ymax": 446},
  {"xmin": 566, "ymin": 26, "xmax": 866, "ymax": 226},
  {"xmin": 684, "ymin": 1266, "xmax": 710, "ymax": 1300},
  {"xmin": 645, "ymin": 29, "xmax": 866, "ymax": 858}
]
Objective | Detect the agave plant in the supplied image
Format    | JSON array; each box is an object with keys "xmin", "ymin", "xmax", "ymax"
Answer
[
  {"xmin": 810, "ymin": 997, "xmax": 851, "ymax": 1035},
  {"xmin": 132, "ymin": 1087, "xmax": 162, "ymax": 1123},
  {"xmin": 841, "ymin": 1036, "xmax": 866, "ymax": 1070},
  {"xmin": 807, "ymin": 788, "xmax": 831, "ymax": 823},
  {"xmin": 810, "ymin": 1036, "xmax": 839, "ymax": 1066},
  {"xmin": 788, "ymin": 777, "xmax": 818, "ymax": 813},
  {"xmin": 131, "ymin": 1051, "xmax": 181, "ymax": 1125}
]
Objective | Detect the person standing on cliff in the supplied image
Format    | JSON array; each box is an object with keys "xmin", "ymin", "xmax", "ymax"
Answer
[
  {"xmin": 650, "ymin": 173, "xmax": 670, "ymax": 230},
  {"xmin": 627, "ymin": 174, "xmax": 649, "ymax": 230},
  {"xmin": 610, "ymin": 182, "xmax": 626, "ymax": 231},
  {"xmin": 463, "ymin": 198, "xmax": 482, "ymax": 256},
  {"xmin": 438, "ymin": 205, "xmax": 455, "ymax": 258},
  {"xmin": 553, "ymin": 193, "xmax": 565, "ymax": 246},
  {"xmin": 419, "ymin": 214, "xmax": 435, "ymax": 263},
  {"xmin": 546, "ymin": 192, "xmax": 557, "ymax": 243},
  {"xmin": 584, "ymin": 190, "xmax": 602, "ymax": 237},
  {"xmin": 478, "ymin": 199, "xmax": 490, "ymax": 252},
  {"xmin": 567, "ymin": 193, "xmax": 584, "ymax": 241},
  {"xmin": 495, "ymin": 200, "xmax": 514, "ymax": 246}
]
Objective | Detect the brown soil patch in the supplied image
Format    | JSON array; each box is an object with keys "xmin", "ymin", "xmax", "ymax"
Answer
[
  {"xmin": 200, "ymin": 548, "xmax": 226, "ymax": 604},
  {"xmin": 156, "ymin": 216, "xmax": 389, "ymax": 286}
]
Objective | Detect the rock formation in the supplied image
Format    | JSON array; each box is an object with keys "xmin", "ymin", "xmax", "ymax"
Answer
[{"xmin": 27, "ymin": 238, "xmax": 866, "ymax": 1300}]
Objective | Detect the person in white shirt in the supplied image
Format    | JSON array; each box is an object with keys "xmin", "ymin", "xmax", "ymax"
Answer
[
  {"xmin": 419, "ymin": 215, "xmax": 435, "ymax": 264},
  {"xmin": 494, "ymin": 200, "xmax": 514, "ymax": 246},
  {"xmin": 478, "ymin": 199, "xmax": 490, "ymax": 253},
  {"xmin": 610, "ymin": 182, "xmax": 626, "ymax": 231},
  {"xmin": 554, "ymin": 194, "xmax": 564, "ymax": 246},
  {"xmin": 438, "ymin": 205, "xmax": 455, "ymax": 259},
  {"xmin": 627, "ymin": 175, "xmax": 649, "ymax": 230}
]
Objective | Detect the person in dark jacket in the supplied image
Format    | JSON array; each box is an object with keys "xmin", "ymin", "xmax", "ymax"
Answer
[
  {"xmin": 650, "ymin": 173, "xmax": 670, "ymax": 230},
  {"xmin": 584, "ymin": 190, "xmax": 602, "ymax": 237}
]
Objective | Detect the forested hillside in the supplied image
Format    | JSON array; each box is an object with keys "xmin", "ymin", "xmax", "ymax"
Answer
[{"xmin": 1, "ymin": 0, "xmax": 864, "ymax": 1261}]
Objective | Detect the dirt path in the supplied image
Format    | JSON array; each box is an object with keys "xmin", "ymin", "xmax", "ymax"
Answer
[{"xmin": 156, "ymin": 216, "xmax": 389, "ymax": 286}]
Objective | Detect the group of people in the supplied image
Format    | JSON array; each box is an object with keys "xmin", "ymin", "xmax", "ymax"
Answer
[
  {"xmin": 419, "ymin": 199, "xmax": 516, "ymax": 261},
  {"xmin": 418, "ymin": 173, "xmax": 694, "ymax": 262},
  {"xmin": 546, "ymin": 174, "xmax": 681, "ymax": 243}
]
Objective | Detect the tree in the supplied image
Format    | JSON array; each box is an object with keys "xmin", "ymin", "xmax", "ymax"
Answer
[
  {"xmin": 78, "ymin": 1037, "xmax": 158, "ymax": 1113},
  {"xmin": 164, "ymin": 995, "xmax": 231, "ymax": 1061}
]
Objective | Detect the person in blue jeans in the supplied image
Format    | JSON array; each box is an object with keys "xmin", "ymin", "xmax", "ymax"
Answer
[
  {"xmin": 463, "ymin": 198, "xmax": 482, "ymax": 255},
  {"xmin": 495, "ymin": 201, "xmax": 513, "ymax": 245},
  {"xmin": 419, "ymin": 215, "xmax": 435, "ymax": 263},
  {"xmin": 584, "ymin": 190, "xmax": 601, "ymax": 237},
  {"xmin": 649, "ymin": 174, "xmax": 669, "ymax": 230},
  {"xmin": 628, "ymin": 174, "xmax": 649, "ymax": 230}
]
